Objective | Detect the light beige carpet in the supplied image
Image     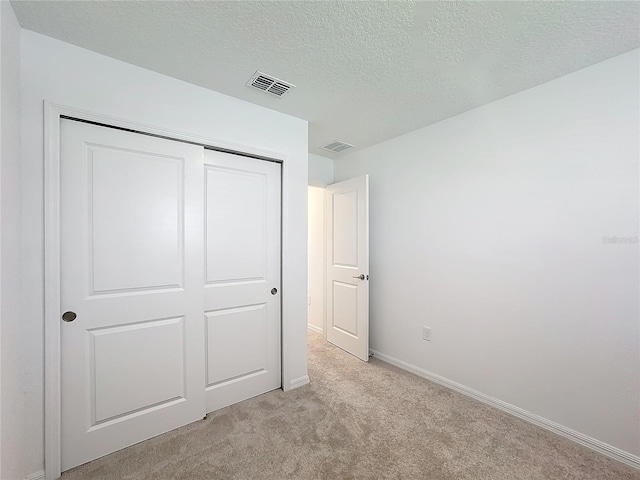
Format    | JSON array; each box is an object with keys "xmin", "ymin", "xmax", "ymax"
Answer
[{"xmin": 63, "ymin": 331, "xmax": 640, "ymax": 479}]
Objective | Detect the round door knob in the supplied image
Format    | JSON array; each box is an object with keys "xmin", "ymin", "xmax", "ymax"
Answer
[
  {"xmin": 62, "ymin": 311, "xmax": 77, "ymax": 322},
  {"xmin": 271, "ymin": 288, "xmax": 278, "ymax": 295}
]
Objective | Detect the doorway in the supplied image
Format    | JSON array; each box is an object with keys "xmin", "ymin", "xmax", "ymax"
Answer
[
  {"xmin": 307, "ymin": 175, "xmax": 370, "ymax": 361},
  {"xmin": 307, "ymin": 186, "xmax": 326, "ymax": 335}
]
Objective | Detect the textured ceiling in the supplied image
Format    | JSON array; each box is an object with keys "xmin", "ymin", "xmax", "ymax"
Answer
[{"xmin": 10, "ymin": 1, "xmax": 640, "ymax": 157}]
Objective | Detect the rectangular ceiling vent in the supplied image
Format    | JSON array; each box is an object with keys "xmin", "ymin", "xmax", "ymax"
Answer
[
  {"xmin": 321, "ymin": 140, "xmax": 355, "ymax": 153},
  {"xmin": 246, "ymin": 71, "xmax": 295, "ymax": 97}
]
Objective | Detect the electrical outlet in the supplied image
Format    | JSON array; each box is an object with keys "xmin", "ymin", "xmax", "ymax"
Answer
[{"xmin": 423, "ymin": 326, "xmax": 431, "ymax": 342}]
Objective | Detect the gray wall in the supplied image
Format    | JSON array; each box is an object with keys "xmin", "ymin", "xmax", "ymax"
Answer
[
  {"xmin": 1, "ymin": 2, "xmax": 26, "ymax": 478},
  {"xmin": 308, "ymin": 153, "xmax": 334, "ymax": 187},
  {"xmin": 335, "ymin": 50, "xmax": 640, "ymax": 456}
]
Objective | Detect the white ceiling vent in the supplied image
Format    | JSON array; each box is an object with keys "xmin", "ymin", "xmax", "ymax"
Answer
[
  {"xmin": 321, "ymin": 140, "xmax": 355, "ymax": 153},
  {"xmin": 246, "ymin": 71, "xmax": 295, "ymax": 97}
]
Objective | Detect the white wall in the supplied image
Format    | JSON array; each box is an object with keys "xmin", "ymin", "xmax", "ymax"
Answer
[
  {"xmin": 307, "ymin": 187, "xmax": 325, "ymax": 333},
  {"xmin": 307, "ymin": 154, "xmax": 333, "ymax": 335},
  {"xmin": 21, "ymin": 30, "xmax": 309, "ymax": 476},
  {"xmin": 0, "ymin": 3, "xmax": 26, "ymax": 479},
  {"xmin": 308, "ymin": 153, "xmax": 334, "ymax": 187},
  {"xmin": 335, "ymin": 50, "xmax": 640, "ymax": 456}
]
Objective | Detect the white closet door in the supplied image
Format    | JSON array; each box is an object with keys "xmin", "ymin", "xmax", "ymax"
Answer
[
  {"xmin": 203, "ymin": 150, "xmax": 282, "ymax": 412},
  {"xmin": 60, "ymin": 120, "xmax": 205, "ymax": 471}
]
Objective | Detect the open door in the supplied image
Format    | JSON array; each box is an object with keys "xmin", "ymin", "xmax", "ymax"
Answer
[{"xmin": 325, "ymin": 175, "xmax": 369, "ymax": 361}]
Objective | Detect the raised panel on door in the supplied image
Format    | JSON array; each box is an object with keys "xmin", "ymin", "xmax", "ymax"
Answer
[
  {"xmin": 61, "ymin": 119, "xmax": 205, "ymax": 471},
  {"xmin": 326, "ymin": 175, "xmax": 370, "ymax": 361},
  {"xmin": 332, "ymin": 281, "xmax": 358, "ymax": 337},
  {"xmin": 89, "ymin": 317, "xmax": 186, "ymax": 425},
  {"xmin": 332, "ymin": 190, "xmax": 359, "ymax": 267},
  {"xmin": 204, "ymin": 150, "xmax": 281, "ymax": 412},
  {"xmin": 205, "ymin": 166, "xmax": 267, "ymax": 284},
  {"xmin": 205, "ymin": 305, "xmax": 269, "ymax": 386},
  {"xmin": 89, "ymin": 147, "xmax": 184, "ymax": 293}
]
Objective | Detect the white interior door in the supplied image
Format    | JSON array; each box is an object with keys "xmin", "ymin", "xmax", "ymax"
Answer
[
  {"xmin": 326, "ymin": 175, "xmax": 369, "ymax": 361},
  {"xmin": 203, "ymin": 150, "xmax": 282, "ymax": 412},
  {"xmin": 60, "ymin": 120, "xmax": 206, "ymax": 471}
]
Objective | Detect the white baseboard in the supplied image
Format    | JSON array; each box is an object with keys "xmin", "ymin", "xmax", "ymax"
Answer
[
  {"xmin": 24, "ymin": 471, "xmax": 45, "ymax": 480},
  {"xmin": 287, "ymin": 375, "xmax": 310, "ymax": 391},
  {"xmin": 307, "ymin": 323, "xmax": 323, "ymax": 334},
  {"xmin": 371, "ymin": 349, "xmax": 640, "ymax": 470}
]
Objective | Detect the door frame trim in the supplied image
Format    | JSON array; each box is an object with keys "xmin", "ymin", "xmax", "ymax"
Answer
[{"xmin": 44, "ymin": 102, "xmax": 287, "ymax": 480}]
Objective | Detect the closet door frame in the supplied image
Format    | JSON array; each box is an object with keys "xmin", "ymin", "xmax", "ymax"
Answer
[{"xmin": 43, "ymin": 102, "xmax": 288, "ymax": 480}]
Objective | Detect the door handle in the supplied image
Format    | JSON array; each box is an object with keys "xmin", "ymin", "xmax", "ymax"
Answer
[
  {"xmin": 352, "ymin": 274, "xmax": 365, "ymax": 280},
  {"xmin": 62, "ymin": 311, "xmax": 77, "ymax": 322}
]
